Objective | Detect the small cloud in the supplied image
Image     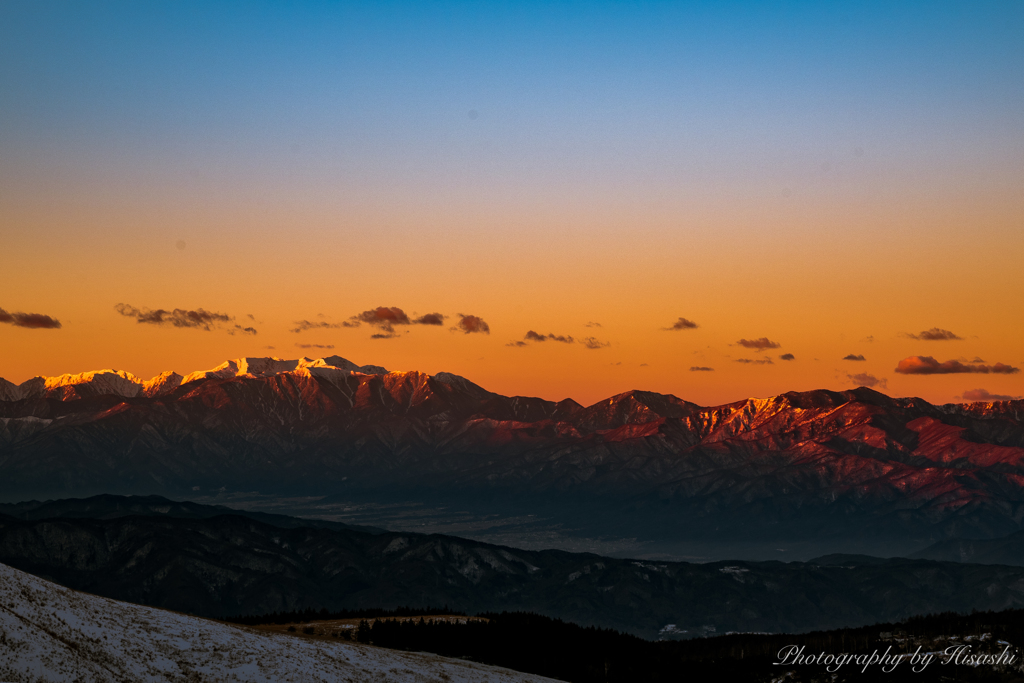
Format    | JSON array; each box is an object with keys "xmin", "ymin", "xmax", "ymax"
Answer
[
  {"xmin": 296, "ymin": 343, "xmax": 335, "ymax": 349},
  {"xmin": 0, "ymin": 307, "xmax": 62, "ymax": 329},
  {"xmin": 961, "ymin": 388, "xmax": 1021, "ymax": 402},
  {"xmin": 895, "ymin": 356, "xmax": 1019, "ymax": 375},
  {"xmin": 905, "ymin": 328, "xmax": 963, "ymax": 341},
  {"xmin": 371, "ymin": 332, "xmax": 400, "ymax": 340},
  {"xmin": 264, "ymin": 345, "xmax": 276, "ymax": 350},
  {"xmin": 843, "ymin": 354, "xmax": 867, "ymax": 361},
  {"xmin": 585, "ymin": 321, "xmax": 602, "ymax": 328},
  {"xmin": 506, "ymin": 340, "xmax": 529, "ymax": 347},
  {"xmin": 580, "ymin": 336, "xmax": 609, "ymax": 349},
  {"xmin": 115, "ymin": 303, "xmax": 249, "ymax": 333},
  {"xmin": 737, "ymin": 337, "xmax": 781, "ymax": 350},
  {"xmin": 611, "ymin": 361, "xmax": 622, "ymax": 366},
  {"xmin": 779, "ymin": 353, "xmax": 795, "ymax": 361},
  {"xmin": 848, "ymin": 372, "xmax": 887, "ymax": 390},
  {"xmin": 452, "ymin": 314, "xmax": 490, "ymax": 334},
  {"xmin": 736, "ymin": 357, "xmax": 774, "ymax": 365},
  {"xmin": 663, "ymin": 317, "xmax": 698, "ymax": 331},
  {"xmin": 690, "ymin": 366, "xmax": 715, "ymax": 371},
  {"xmin": 969, "ymin": 357, "xmax": 985, "ymax": 363},
  {"xmin": 524, "ymin": 330, "xmax": 574, "ymax": 343},
  {"xmin": 639, "ymin": 363, "xmax": 649, "ymax": 367},
  {"xmin": 291, "ymin": 320, "xmax": 355, "ymax": 333},
  {"xmin": 247, "ymin": 313, "xmax": 256, "ymax": 321},
  {"xmin": 412, "ymin": 312, "xmax": 445, "ymax": 326},
  {"xmin": 861, "ymin": 335, "xmax": 875, "ymax": 343}
]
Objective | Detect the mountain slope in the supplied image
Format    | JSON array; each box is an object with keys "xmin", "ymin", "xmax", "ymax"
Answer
[
  {"xmin": 912, "ymin": 530, "xmax": 1024, "ymax": 565},
  {"xmin": 3, "ymin": 356, "xmax": 1024, "ymax": 552},
  {"xmin": 6, "ymin": 512, "xmax": 1024, "ymax": 638},
  {"xmin": 0, "ymin": 493, "xmax": 385, "ymax": 534},
  {"xmin": 0, "ymin": 560, "xmax": 553, "ymax": 683}
]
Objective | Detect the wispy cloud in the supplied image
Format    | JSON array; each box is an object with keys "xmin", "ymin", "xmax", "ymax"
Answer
[
  {"xmin": 511, "ymin": 329, "xmax": 607, "ymax": 348},
  {"xmin": 843, "ymin": 354, "xmax": 866, "ymax": 361},
  {"xmin": 904, "ymin": 328, "xmax": 963, "ymax": 341},
  {"xmin": 847, "ymin": 372, "xmax": 887, "ymax": 390},
  {"xmin": 580, "ymin": 336, "xmax": 610, "ymax": 349},
  {"xmin": 690, "ymin": 366, "xmax": 714, "ymax": 371},
  {"xmin": 0, "ymin": 307, "xmax": 61, "ymax": 329},
  {"xmin": 585, "ymin": 321, "xmax": 602, "ymax": 328},
  {"xmin": 296, "ymin": 343, "xmax": 335, "ymax": 349},
  {"xmin": 736, "ymin": 357, "xmax": 774, "ymax": 365},
  {"xmin": 895, "ymin": 356, "xmax": 1019, "ymax": 375},
  {"xmin": 960, "ymin": 388, "xmax": 1021, "ymax": 401},
  {"xmin": 737, "ymin": 337, "xmax": 780, "ymax": 350},
  {"xmin": 663, "ymin": 317, "xmax": 698, "ymax": 331},
  {"xmin": 290, "ymin": 320, "xmax": 357, "ymax": 333},
  {"xmin": 524, "ymin": 331, "xmax": 575, "ymax": 343},
  {"xmin": 115, "ymin": 303, "xmax": 255, "ymax": 334}
]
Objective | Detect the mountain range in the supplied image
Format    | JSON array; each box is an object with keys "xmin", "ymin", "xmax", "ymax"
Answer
[
  {"xmin": 3, "ymin": 355, "xmax": 1024, "ymax": 559},
  {"xmin": 6, "ymin": 497, "xmax": 1024, "ymax": 639}
]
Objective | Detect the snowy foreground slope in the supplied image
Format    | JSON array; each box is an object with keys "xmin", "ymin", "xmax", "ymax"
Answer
[{"xmin": 0, "ymin": 562, "xmax": 554, "ymax": 683}]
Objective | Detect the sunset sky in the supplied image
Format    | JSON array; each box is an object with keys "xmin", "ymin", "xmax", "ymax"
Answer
[{"xmin": 2, "ymin": 1, "xmax": 1022, "ymax": 407}]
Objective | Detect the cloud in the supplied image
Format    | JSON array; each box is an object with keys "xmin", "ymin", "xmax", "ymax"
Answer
[
  {"xmin": 296, "ymin": 343, "xmax": 335, "ymax": 349},
  {"xmin": 905, "ymin": 328, "xmax": 963, "ymax": 341},
  {"xmin": 0, "ymin": 307, "xmax": 62, "ymax": 329},
  {"xmin": 585, "ymin": 322, "xmax": 602, "ymax": 328},
  {"xmin": 412, "ymin": 312, "xmax": 445, "ymax": 325},
  {"xmin": 690, "ymin": 366, "xmax": 715, "ymax": 372},
  {"xmin": 737, "ymin": 337, "xmax": 780, "ymax": 350},
  {"xmin": 352, "ymin": 306, "xmax": 411, "ymax": 328},
  {"xmin": 115, "ymin": 303, "xmax": 253, "ymax": 333},
  {"xmin": 639, "ymin": 363, "xmax": 649, "ymax": 367},
  {"xmin": 452, "ymin": 314, "xmax": 490, "ymax": 334},
  {"xmin": 736, "ymin": 357, "xmax": 774, "ymax": 365},
  {"xmin": 301, "ymin": 307, "xmax": 448, "ymax": 336},
  {"xmin": 524, "ymin": 330, "xmax": 575, "ymax": 343},
  {"xmin": 960, "ymin": 388, "xmax": 1021, "ymax": 402},
  {"xmin": 513, "ymin": 330, "xmax": 607, "ymax": 348},
  {"xmin": 580, "ymin": 336, "xmax": 609, "ymax": 349},
  {"xmin": 861, "ymin": 335, "xmax": 875, "ymax": 343},
  {"xmin": 843, "ymin": 354, "xmax": 867, "ymax": 361},
  {"xmin": 291, "ymin": 320, "xmax": 357, "ymax": 333},
  {"xmin": 895, "ymin": 356, "xmax": 1020, "ymax": 375},
  {"xmin": 779, "ymin": 353, "xmax": 795, "ymax": 361},
  {"xmin": 663, "ymin": 317, "xmax": 698, "ymax": 331},
  {"xmin": 848, "ymin": 372, "xmax": 888, "ymax": 390}
]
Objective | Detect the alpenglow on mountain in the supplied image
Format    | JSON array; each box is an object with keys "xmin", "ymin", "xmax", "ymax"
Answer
[{"xmin": 3, "ymin": 355, "xmax": 1024, "ymax": 558}]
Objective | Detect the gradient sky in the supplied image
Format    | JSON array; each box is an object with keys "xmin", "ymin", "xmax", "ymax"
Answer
[{"xmin": 2, "ymin": 1, "xmax": 1023, "ymax": 407}]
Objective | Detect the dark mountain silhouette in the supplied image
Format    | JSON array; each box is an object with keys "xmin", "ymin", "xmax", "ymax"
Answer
[{"xmin": 5, "ymin": 511, "xmax": 1024, "ymax": 638}]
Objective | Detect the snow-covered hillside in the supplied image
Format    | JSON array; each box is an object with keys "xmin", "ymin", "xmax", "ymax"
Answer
[{"xmin": 0, "ymin": 562, "xmax": 554, "ymax": 683}]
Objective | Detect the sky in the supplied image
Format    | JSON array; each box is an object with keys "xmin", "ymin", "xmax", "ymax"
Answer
[{"xmin": 1, "ymin": 1, "xmax": 1022, "ymax": 407}]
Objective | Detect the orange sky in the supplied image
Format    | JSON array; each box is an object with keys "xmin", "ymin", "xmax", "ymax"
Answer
[{"xmin": 2, "ymin": 3, "xmax": 1022, "ymax": 407}]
